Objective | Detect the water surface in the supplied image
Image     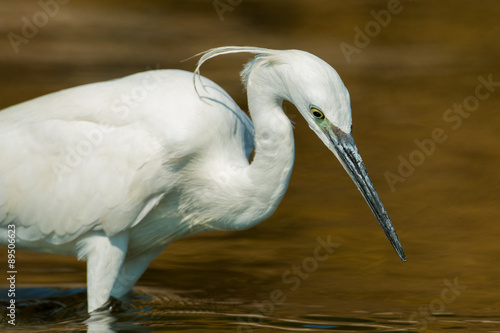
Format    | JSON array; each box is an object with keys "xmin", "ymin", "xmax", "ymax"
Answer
[{"xmin": 1, "ymin": 0, "xmax": 500, "ymax": 331}]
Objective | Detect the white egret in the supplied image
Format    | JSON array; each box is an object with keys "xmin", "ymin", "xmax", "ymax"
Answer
[{"xmin": 0, "ymin": 46, "xmax": 405, "ymax": 313}]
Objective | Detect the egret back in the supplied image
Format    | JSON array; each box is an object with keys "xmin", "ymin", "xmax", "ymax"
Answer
[{"xmin": 0, "ymin": 69, "xmax": 254, "ymax": 253}]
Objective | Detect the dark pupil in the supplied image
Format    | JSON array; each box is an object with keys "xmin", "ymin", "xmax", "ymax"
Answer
[{"xmin": 313, "ymin": 111, "xmax": 323, "ymax": 118}]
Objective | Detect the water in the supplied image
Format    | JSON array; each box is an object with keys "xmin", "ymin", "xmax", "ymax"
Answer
[{"xmin": 1, "ymin": 0, "xmax": 500, "ymax": 331}]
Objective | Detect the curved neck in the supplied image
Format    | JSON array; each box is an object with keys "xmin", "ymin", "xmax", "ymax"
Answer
[{"xmin": 237, "ymin": 79, "xmax": 295, "ymax": 227}]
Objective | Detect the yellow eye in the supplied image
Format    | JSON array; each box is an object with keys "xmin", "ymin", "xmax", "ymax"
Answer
[{"xmin": 310, "ymin": 107, "xmax": 325, "ymax": 120}]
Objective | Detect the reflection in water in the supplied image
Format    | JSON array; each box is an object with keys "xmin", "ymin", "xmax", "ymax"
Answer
[
  {"xmin": 3, "ymin": 287, "xmax": 387, "ymax": 332},
  {"xmin": 85, "ymin": 312, "xmax": 117, "ymax": 333},
  {"xmin": 0, "ymin": 288, "xmax": 87, "ymax": 328},
  {"xmin": 2, "ymin": 287, "xmax": 499, "ymax": 332},
  {"xmin": 0, "ymin": 288, "xmax": 150, "ymax": 331}
]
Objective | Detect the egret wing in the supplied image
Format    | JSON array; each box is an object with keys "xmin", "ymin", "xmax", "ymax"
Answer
[
  {"xmin": 0, "ymin": 118, "xmax": 172, "ymax": 245},
  {"xmin": 0, "ymin": 69, "xmax": 252, "ymax": 247},
  {"xmin": 0, "ymin": 77, "xmax": 175, "ymax": 246}
]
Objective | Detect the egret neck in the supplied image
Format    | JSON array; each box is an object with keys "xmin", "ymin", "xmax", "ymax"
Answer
[{"xmin": 240, "ymin": 75, "xmax": 295, "ymax": 229}]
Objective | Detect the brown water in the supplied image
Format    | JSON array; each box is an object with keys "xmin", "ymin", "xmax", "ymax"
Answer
[{"xmin": 1, "ymin": 0, "xmax": 500, "ymax": 332}]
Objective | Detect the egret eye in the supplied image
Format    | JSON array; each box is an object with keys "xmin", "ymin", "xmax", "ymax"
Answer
[{"xmin": 310, "ymin": 107, "xmax": 325, "ymax": 120}]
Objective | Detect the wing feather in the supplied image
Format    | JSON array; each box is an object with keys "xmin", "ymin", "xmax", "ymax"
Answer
[
  {"xmin": 0, "ymin": 68, "xmax": 254, "ymax": 248},
  {"xmin": 0, "ymin": 74, "xmax": 174, "ymax": 245}
]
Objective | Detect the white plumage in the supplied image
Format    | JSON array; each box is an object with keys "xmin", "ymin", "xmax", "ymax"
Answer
[{"xmin": 0, "ymin": 46, "xmax": 404, "ymax": 312}]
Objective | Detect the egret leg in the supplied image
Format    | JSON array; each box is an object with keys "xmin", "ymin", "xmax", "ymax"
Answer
[
  {"xmin": 79, "ymin": 232, "xmax": 129, "ymax": 313},
  {"xmin": 110, "ymin": 246, "xmax": 166, "ymax": 299}
]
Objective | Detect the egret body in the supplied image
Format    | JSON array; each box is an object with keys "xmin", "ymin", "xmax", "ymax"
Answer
[{"xmin": 0, "ymin": 47, "xmax": 405, "ymax": 313}]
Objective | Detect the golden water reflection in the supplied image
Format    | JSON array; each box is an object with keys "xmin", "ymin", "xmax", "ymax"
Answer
[{"xmin": 1, "ymin": 0, "xmax": 500, "ymax": 331}]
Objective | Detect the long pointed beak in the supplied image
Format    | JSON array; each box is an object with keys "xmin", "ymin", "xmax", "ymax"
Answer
[{"xmin": 325, "ymin": 125, "xmax": 406, "ymax": 261}]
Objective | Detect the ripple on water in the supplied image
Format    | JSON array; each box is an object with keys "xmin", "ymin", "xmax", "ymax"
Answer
[{"xmin": 1, "ymin": 287, "xmax": 500, "ymax": 332}]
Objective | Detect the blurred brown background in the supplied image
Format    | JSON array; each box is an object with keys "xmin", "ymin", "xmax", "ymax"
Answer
[{"xmin": 1, "ymin": 0, "xmax": 500, "ymax": 331}]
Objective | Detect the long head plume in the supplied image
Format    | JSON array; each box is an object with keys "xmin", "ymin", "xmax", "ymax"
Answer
[{"xmin": 191, "ymin": 46, "xmax": 277, "ymax": 96}]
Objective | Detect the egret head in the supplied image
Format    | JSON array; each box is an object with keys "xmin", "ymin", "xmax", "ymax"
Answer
[
  {"xmin": 196, "ymin": 47, "xmax": 405, "ymax": 261},
  {"xmin": 250, "ymin": 49, "xmax": 354, "ymax": 144},
  {"xmin": 249, "ymin": 49, "xmax": 405, "ymax": 261}
]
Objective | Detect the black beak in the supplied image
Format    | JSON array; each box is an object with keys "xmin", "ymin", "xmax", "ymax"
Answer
[{"xmin": 326, "ymin": 126, "xmax": 406, "ymax": 261}]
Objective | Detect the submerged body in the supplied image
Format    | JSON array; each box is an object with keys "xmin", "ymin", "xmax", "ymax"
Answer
[{"xmin": 0, "ymin": 47, "xmax": 404, "ymax": 312}]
